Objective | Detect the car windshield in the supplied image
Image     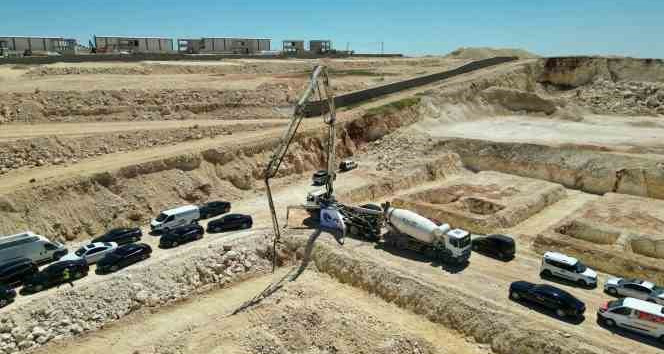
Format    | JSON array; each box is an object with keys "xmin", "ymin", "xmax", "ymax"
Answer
[
  {"xmin": 574, "ymin": 262, "xmax": 587, "ymax": 273},
  {"xmin": 653, "ymin": 286, "xmax": 664, "ymax": 294},
  {"xmin": 608, "ymin": 298, "xmax": 624, "ymax": 308},
  {"xmin": 155, "ymin": 213, "xmax": 168, "ymax": 222},
  {"xmin": 74, "ymin": 247, "xmax": 87, "ymax": 257}
]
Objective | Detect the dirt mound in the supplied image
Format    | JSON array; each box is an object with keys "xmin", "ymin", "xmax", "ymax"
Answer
[
  {"xmin": 445, "ymin": 47, "xmax": 539, "ymax": 60},
  {"xmin": 538, "ymin": 57, "xmax": 664, "ymax": 88},
  {"xmin": 480, "ymin": 87, "xmax": 557, "ymax": 115},
  {"xmin": 576, "ymin": 79, "xmax": 664, "ymax": 115}
]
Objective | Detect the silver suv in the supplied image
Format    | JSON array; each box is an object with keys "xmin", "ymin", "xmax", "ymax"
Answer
[
  {"xmin": 540, "ymin": 252, "xmax": 597, "ymax": 287},
  {"xmin": 604, "ymin": 278, "xmax": 664, "ymax": 304}
]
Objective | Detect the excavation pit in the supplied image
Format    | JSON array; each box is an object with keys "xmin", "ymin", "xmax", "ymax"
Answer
[{"xmin": 391, "ymin": 171, "xmax": 567, "ymax": 233}]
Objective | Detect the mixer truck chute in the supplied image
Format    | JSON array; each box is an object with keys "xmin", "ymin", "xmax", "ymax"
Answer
[{"xmin": 383, "ymin": 205, "xmax": 472, "ymax": 264}]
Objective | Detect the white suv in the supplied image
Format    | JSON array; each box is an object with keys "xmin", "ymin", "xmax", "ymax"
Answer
[{"xmin": 540, "ymin": 252, "xmax": 597, "ymax": 287}]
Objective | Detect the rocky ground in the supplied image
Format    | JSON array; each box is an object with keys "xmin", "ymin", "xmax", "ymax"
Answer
[{"xmin": 576, "ymin": 79, "xmax": 664, "ymax": 115}]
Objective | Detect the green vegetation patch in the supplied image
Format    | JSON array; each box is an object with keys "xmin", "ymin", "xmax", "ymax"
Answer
[{"xmin": 363, "ymin": 97, "xmax": 421, "ymax": 117}]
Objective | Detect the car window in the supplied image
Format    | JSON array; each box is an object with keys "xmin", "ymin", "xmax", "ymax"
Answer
[
  {"xmin": 155, "ymin": 213, "xmax": 168, "ymax": 222},
  {"xmin": 625, "ymin": 284, "xmax": 650, "ymax": 293},
  {"xmin": 74, "ymin": 247, "xmax": 87, "ymax": 257},
  {"xmin": 166, "ymin": 215, "xmax": 175, "ymax": 222},
  {"xmin": 88, "ymin": 247, "xmax": 104, "ymax": 255},
  {"xmin": 44, "ymin": 243, "xmax": 58, "ymax": 251},
  {"xmin": 611, "ymin": 307, "xmax": 632, "ymax": 316}
]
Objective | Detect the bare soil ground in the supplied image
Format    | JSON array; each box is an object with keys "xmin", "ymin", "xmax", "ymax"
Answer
[{"xmin": 3, "ymin": 55, "xmax": 664, "ymax": 354}]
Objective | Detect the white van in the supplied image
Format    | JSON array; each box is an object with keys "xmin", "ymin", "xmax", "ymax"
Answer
[
  {"xmin": 150, "ymin": 205, "xmax": 200, "ymax": 232},
  {"xmin": 598, "ymin": 297, "xmax": 664, "ymax": 343},
  {"xmin": 0, "ymin": 231, "xmax": 68, "ymax": 264}
]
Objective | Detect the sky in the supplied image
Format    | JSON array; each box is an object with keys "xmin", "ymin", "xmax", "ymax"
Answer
[{"xmin": 1, "ymin": 0, "xmax": 663, "ymax": 58}]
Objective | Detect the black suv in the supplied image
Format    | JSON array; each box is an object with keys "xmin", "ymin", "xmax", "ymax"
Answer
[
  {"xmin": 207, "ymin": 214, "xmax": 253, "ymax": 233},
  {"xmin": 96, "ymin": 243, "xmax": 152, "ymax": 274},
  {"xmin": 471, "ymin": 234, "xmax": 515, "ymax": 260},
  {"xmin": 159, "ymin": 224, "xmax": 204, "ymax": 248},
  {"xmin": 0, "ymin": 285, "xmax": 17, "ymax": 308},
  {"xmin": 199, "ymin": 201, "xmax": 231, "ymax": 219},
  {"xmin": 509, "ymin": 281, "xmax": 585, "ymax": 319},
  {"xmin": 22, "ymin": 259, "xmax": 89, "ymax": 294},
  {"xmin": 92, "ymin": 227, "xmax": 142, "ymax": 245},
  {"xmin": 0, "ymin": 258, "xmax": 39, "ymax": 288}
]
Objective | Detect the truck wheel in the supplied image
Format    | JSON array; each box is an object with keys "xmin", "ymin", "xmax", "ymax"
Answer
[
  {"xmin": 171, "ymin": 241, "xmax": 179, "ymax": 247},
  {"xmin": 110, "ymin": 265, "xmax": 119, "ymax": 272}
]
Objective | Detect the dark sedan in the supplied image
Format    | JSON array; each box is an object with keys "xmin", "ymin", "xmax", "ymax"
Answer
[
  {"xmin": 509, "ymin": 281, "xmax": 585, "ymax": 319},
  {"xmin": 206, "ymin": 214, "xmax": 253, "ymax": 233},
  {"xmin": 199, "ymin": 201, "xmax": 231, "ymax": 219},
  {"xmin": 22, "ymin": 259, "xmax": 89, "ymax": 294},
  {"xmin": 92, "ymin": 227, "xmax": 142, "ymax": 245},
  {"xmin": 159, "ymin": 224, "xmax": 204, "ymax": 248},
  {"xmin": 96, "ymin": 243, "xmax": 152, "ymax": 274},
  {"xmin": 0, "ymin": 285, "xmax": 16, "ymax": 308},
  {"xmin": 471, "ymin": 234, "xmax": 515, "ymax": 260},
  {"xmin": 0, "ymin": 257, "xmax": 39, "ymax": 288}
]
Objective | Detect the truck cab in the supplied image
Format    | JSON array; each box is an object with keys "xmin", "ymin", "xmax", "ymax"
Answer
[{"xmin": 444, "ymin": 229, "xmax": 472, "ymax": 262}]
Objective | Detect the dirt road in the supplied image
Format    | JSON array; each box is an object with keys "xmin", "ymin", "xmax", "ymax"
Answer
[
  {"xmin": 0, "ymin": 119, "xmax": 286, "ymax": 141},
  {"xmin": 33, "ymin": 270, "xmax": 487, "ymax": 354}
]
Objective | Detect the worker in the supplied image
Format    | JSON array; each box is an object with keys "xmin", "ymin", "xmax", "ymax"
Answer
[{"xmin": 62, "ymin": 268, "xmax": 74, "ymax": 288}]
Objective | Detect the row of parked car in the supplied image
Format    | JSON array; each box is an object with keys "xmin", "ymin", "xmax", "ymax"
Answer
[
  {"xmin": 0, "ymin": 200, "xmax": 254, "ymax": 308},
  {"xmin": 504, "ymin": 250, "xmax": 664, "ymax": 343}
]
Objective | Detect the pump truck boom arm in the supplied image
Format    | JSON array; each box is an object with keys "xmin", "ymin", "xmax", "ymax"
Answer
[{"xmin": 264, "ymin": 65, "xmax": 337, "ymax": 271}]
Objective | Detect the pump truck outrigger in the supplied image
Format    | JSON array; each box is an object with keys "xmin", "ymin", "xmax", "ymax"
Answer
[{"xmin": 263, "ymin": 65, "xmax": 471, "ymax": 271}]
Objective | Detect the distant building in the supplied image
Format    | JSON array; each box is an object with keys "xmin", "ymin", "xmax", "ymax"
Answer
[
  {"xmin": 309, "ymin": 40, "xmax": 332, "ymax": 54},
  {"xmin": 94, "ymin": 36, "xmax": 174, "ymax": 54},
  {"xmin": 177, "ymin": 38, "xmax": 271, "ymax": 54},
  {"xmin": 0, "ymin": 36, "xmax": 77, "ymax": 56},
  {"xmin": 282, "ymin": 40, "xmax": 305, "ymax": 55}
]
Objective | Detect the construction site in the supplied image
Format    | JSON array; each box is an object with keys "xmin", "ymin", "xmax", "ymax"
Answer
[{"xmin": 2, "ymin": 47, "xmax": 664, "ymax": 354}]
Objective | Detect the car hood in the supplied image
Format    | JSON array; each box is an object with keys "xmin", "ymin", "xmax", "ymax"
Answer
[
  {"xmin": 150, "ymin": 220, "xmax": 161, "ymax": 227},
  {"xmin": 59, "ymin": 253, "xmax": 82, "ymax": 262},
  {"xmin": 605, "ymin": 277, "xmax": 621, "ymax": 287},
  {"xmin": 581, "ymin": 268, "xmax": 597, "ymax": 279}
]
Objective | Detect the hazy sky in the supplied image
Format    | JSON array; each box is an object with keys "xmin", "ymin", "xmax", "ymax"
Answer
[{"xmin": 2, "ymin": 0, "xmax": 662, "ymax": 57}]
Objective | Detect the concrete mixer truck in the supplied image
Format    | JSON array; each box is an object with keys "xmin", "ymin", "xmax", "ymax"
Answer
[{"xmin": 383, "ymin": 205, "xmax": 472, "ymax": 264}]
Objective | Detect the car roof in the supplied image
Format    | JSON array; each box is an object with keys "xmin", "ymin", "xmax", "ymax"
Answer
[
  {"xmin": 160, "ymin": 205, "xmax": 198, "ymax": 216},
  {"xmin": 623, "ymin": 297, "xmax": 664, "ymax": 315},
  {"xmin": 544, "ymin": 251, "xmax": 578, "ymax": 265},
  {"xmin": 533, "ymin": 284, "xmax": 574, "ymax": 298},
  {"xmin": 487, "ymin": 234, "xmax": 515, "ymax": 243},
  {"xmin": 0, "ymin": 257, "xmax": 32, "ymax": 268},
  {"xmin": 622, "ymin": 279, "xmax": 656, "ymax": 289}
]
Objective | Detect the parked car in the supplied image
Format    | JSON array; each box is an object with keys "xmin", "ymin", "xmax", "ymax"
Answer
[
  {"xmin": 207, "ymin": 214, "xmax": 253, "ymax": 233},
  {"xmin": 92, "ymin": 227, "xmax": 142, "ymax": 245},
  {"xmin": 339, "ymin": 159, "xmax": 358, "ymax": 172},
  {"xmin": 198, "ymin": 201, "xmax": 231, "ymax": 219},
  {"xmin": 159, "ymin": 224, "xmax": 204, "ymax": 248},
  {"xmin": 0, "ymin": 231, "xmax": 68, "ymax": 265},
  {"xmin": 0, "ymin": 285, "xmax": 16, "ymax": 308},
  {"xmin": 509, "ymin": 281, "xmax": 586, "ymax": 319},
  {"xmin": 0, "ymin": 257, "xmax": 39, "ymax": 288},
  {"xmin": 604, "ymin": 278, "xmax": 664, "ymax": 304},
  {"xmin": 312, "ymin": 170, "xmax": 335, "ymax": 186},
  {"xmin": 150, "ymin": 205, "xmax": 200, "ymax": 233},
  {"xmin": 471, "ymin": 234, "xmax": 515, "ymax": 260},
  {"xmin": 199, "ymin": 201, "xmax": 231, "ymax": 219},
  {"xmin": 96, "ymin": 243, "xmax": 152, "ymax": 274},
  {"xmin": 599, "ymin": 297, "xmax": 664, "ymax": 343},
  {"xmin": 60, "ymin": 242, "xmax": 118, "ymax": 265},
  {"xmin": 22, "ymin": 259, "xmax": 89, "ymax": 294},
  {"xmin": 540, "ymin": 251, "xmax": 597, "ymax": 287}
]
